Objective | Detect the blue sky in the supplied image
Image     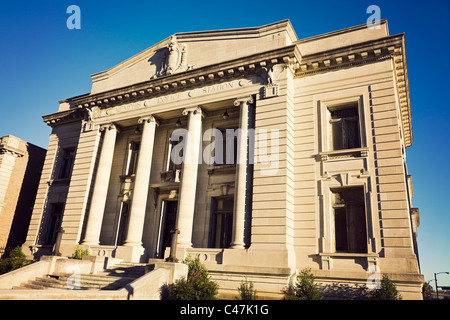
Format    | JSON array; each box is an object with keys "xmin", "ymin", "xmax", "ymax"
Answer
[{"xmin": 1, "ymin": 0, "xmax": 449, "ymax": 289}]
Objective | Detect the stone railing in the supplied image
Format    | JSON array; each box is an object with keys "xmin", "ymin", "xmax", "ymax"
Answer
[{"xmin": 0, "ymin": 256, "xmax": 187, "ymax": 300}]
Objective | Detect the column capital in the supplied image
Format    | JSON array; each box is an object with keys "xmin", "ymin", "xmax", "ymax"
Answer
[
  {"xmin": 234, "ymin": 96, "xmax": 254, "ymax": 107},
  {"xmin": 138, "ymin": 115, "xmax": 160, "ymax": 126},
  {"xmin": 100, "ymin": 123, "xmax": 120, "ymax": 133},
  {"xmin": 182, "ymin": 106, "xmax": 206, "ymax": 118}
]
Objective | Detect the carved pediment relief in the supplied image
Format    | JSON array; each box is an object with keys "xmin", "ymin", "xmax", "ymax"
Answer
[{"xmin": 149, "ymin": 36, "xmax": 194, "ymax": 79}]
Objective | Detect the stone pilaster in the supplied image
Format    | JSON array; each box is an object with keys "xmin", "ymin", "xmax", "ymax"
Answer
[
  {"xmin": 81, "ymin": 123, "xmax": 119, "ymax": 246},
  {"xmin": 175, "ymin": 106, "xmax": 204, "ymax": 249},
  {"xmin": 121, "ymin": 116, "xmax": 158, "ymax": 261},
  {"xmin": 230, "ymin": 96, "xmax": 253, "ymax": 249}
]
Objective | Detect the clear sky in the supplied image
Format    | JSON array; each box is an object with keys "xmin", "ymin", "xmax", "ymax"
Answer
[{"xmin": 1, "ymin": 0, "xmax": 449, "ymax": 289}]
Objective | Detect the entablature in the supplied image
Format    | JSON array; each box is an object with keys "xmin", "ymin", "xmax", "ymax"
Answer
[
  {"xmin": 46, "ymin": 45, "xmax": 300, "ymax": 128},
  {"xmin": 42, "ymin": 108, "xmax": 85, "ymax": 128},
  {"xmin": 72, "ymin": 45, "xmax": 300, "ymax": 110}
]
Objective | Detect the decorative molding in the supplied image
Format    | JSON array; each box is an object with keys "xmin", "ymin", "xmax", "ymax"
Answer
[
  {"xmin": 0, "ymin": 146, "xmax": 25, "ymax": 158},
  {"xmin": 318, "ymin": 147, "xmax": 369, "ymax": 162}
]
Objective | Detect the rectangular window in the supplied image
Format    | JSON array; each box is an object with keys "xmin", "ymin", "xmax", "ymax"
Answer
[
  {"xmin": 166, "ymin": 138, "xmax": 183, "ymax": 172},
  {"xmin": 209, "ymin": 197, "xmax": 234, "ymax": 249},
  {"xmin": 125, "ymin": 141, "xmax": 140, "ymax": 175},
  {"xmin": 58, "ymin": 148, "xmax": 76, "ymax": 179},
  {"xmin": 45, "ymin": 203, "xmax": 64, "ymax": 245},
  {"xmin": 214, "ymin": 128, "xmax": 238, "ymax": 166},
  {"xmin": 331, "ymin": 187, "xmax": 367, "ymax": 253},
  {"xmin": 329, "ymin": 103, "xmax": 361, "ymax": 151}
]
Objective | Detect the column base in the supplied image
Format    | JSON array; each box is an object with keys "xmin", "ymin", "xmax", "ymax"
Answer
[
  {"xmin": 115, "ymin": 245, "xmax": 145, "ymax": 263},
  {"xmin": 229, "ymin": 243, "xmax": 245, "ymax": 250}
]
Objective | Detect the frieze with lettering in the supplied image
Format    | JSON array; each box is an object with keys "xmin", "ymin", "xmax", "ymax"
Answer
[{"xmin": 94, "ymin": 77, "xmax": 258, "ymax": 119}]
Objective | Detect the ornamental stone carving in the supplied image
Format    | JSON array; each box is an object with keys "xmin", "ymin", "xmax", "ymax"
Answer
[{"xmin": 150, "ymin": 36, "xmax": 193, "ymax": 79}]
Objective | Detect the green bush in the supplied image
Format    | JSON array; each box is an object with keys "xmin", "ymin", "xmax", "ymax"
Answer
[
  {"xmin": 422, "ymin": 281, "xmax": 433, "ymax": 300},
  {"xmin": 370, "ymin": 274, "xmax": 402, "ymax": 300},
  {"xmin": 71, "ymin": 246, "xmax": 90, "ymax": 260},
  {"xmin": 282, "ymin": 268, "xmax": 323, "ymax": 300},
  {"xmin": 237, "ymin": 278, "xmax": 258, "ymax": 300},
  {"xmin": 161, "ymin": 255, "xmax": 219, "ymax": 300},
  {"xmin": 0, "ymin": 246, "xmax": 34, "ymax": 275},
  {"xmin": 281, "ymin": 283, "xmax": 299, "ymax": 300}
]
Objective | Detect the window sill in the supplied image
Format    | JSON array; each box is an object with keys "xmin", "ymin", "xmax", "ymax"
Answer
[
  {"xmin": 47, "ymin": 178, "xmax": 71, "ymax": 186},
  {"xmin": 318, "ymin": 147, "xmax": 369, "ymax": 161},
  {"xmin": 319, "ymin": 252, "xmax": 378, "ymax": 258},
  {"xmin": 119, "ymin": 174, "xmax": 135, "ymax": 182},
  {"xmin": 207, "ymin": 164, "xmax": 236, "ymax": 175},
  {"xmin": 160, "ymin": 169, "xmax": 181, "ymax": 183}
]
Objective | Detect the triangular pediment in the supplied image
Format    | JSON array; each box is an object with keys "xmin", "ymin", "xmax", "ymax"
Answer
[{"xmin": 90, "ymin": 20, "xmax": 297, "ymax": 94}]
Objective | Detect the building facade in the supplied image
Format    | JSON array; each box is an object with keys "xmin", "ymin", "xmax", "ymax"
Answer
[
  {"xmin": 0, "ymin": 135, "xmax": 45, "ymax": 257},
  {"xmin": 23, "ymin": 20, "xmax": 423, "ymax": 299}
]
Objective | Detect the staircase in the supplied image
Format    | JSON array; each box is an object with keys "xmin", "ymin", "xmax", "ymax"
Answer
[{"xmin": 12, "ymin": 262, "xmax": 147, "ymax": 291}]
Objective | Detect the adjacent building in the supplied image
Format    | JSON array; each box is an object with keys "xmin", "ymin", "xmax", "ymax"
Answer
[
  {"xmin": 23, "ymin": 20, "xmax": 423, "ymax": 298},
  {"xmin": 0, "ymin": 135, "xmax": 45, "ymax": 257}
]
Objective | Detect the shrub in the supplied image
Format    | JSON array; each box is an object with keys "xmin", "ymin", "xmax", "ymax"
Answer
[
  {"xmin": 0, "ymin": 246, "xmax": 34, "ymax": 275},
  {"xmin": 282, "ymin": 268, "xmax": 323, "ymax": 300},
  {"xmin": 161, "ymin": 255, "xmax": 219, "ymax": 300},
  {"xmin": 422, "ymin": 282, "xmax": 433, "ymax": 300},
  {"xmin": 237, "ymin": 278, "xmax": 258, "ymax": 300},
  {"xmin": 370, "ymin": 274, "xmax": 402, "ymax": 300},
  {"xmin": 71, "ymin": 246, "xmax": 90, "ymax": 260},
  {"xmin": 281, "ymin": 283, "xmax": 298, "ymax": 300}
]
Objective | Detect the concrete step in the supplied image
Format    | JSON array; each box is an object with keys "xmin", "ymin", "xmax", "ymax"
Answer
[
  {"xmin": 48, "ymin": 275, "xmax": 136, "ymax": 290},
  {"xmin": 25, "ymin": 277, "xmax": 97, "ymax": 290},
  {"xmin": 12, "ymin": 262, "xmax": 148, "ymax": 291}
]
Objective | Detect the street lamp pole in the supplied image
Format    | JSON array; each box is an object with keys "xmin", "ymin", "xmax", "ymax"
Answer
[{"xmin": 434, "ymin": 272, "xmax": 449, "ymax": 300}]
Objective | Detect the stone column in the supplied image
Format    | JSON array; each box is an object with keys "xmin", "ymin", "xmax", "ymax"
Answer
[
  {"xmin": 122, "ymin": 116, "xmax": 158, "ymax": 257},
  {"xmin": 230, "ymin": 96, "xmax": 253, "ymax": 249},
  {"xmin": 175, "ymin": 106, "xmax": 204, "ymax": 249},
  {"xmin": 82, "ymin": 123, "xmax": 119, "ymax": 245}
]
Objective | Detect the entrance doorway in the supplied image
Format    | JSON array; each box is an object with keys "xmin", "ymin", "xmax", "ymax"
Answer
[
  {"xmin": 209, "ymin": 197, "xmax": 234, "ymax": 248},
  {"xmin": 157, "ymin": 200, "xmax": 178, "ymax": 258},
  {"xmin": 115, "ymin": 202, "xmax": 129, "ymax": 246}
]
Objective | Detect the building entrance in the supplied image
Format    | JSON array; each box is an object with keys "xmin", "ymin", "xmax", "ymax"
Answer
[{"xmin": 157, "ymin": 200, "xmax": 178, "ymax": 258}]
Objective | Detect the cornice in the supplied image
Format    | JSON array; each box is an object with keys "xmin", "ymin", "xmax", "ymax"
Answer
[
  {"xmin": 42, "ymin": 108, "xmax": 85, "ymax": 127},
  {"xmin": 0, "ymin": 144, "xmax": 25, "ymax": 157},
  {"xmin": 44, "ymin": 45, "xmax": 299, "ymax": 128},
  {"xmin": 295, "ymin": 33, "xmax": 412, "ymax": 147},
  {"xmin": 70, "ymin": 45, "xmax": 300, "ymax": 110},
  {"xmin": 295, "ymin": 34, "xmax": 404, "ymax": 76}
]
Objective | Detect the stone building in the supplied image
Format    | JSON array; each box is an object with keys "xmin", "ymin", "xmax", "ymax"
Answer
[
  {"xmin": 0, "ymin": 135, "xmax": 46, "ymax": 257},
  {"xmin": 23, "ymin": 20, "xmax": 423, "ymax": 299}
]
